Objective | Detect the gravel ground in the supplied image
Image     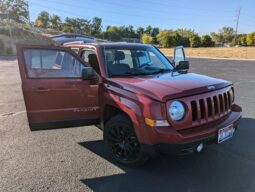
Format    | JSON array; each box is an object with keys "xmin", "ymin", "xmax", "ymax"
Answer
[{"xmin": 0, "ymin": 56, "xmax": 255, "ymax": 192}]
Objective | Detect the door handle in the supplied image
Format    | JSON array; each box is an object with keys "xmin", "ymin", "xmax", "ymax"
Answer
[{"xmin": 33, "ymin": 87, "xmax": 50, "ymax": 93}]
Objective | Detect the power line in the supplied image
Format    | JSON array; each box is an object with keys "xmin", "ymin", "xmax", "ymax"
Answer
[
  {"xmin": 29, "ymin": 3, "xmax": 140, "ymax": 27},
  {"xmin": 139, "ymin": 0, "xmax": 235, "ymax": 12},
  {"xmin": 30, "ymin": 0, "xmax": 235, "ymax": 23},
  {"xmin": 69, "ymin": 0, "xmax": 235, "ymax": 19},
  {"xmin": 45, "ymin": 0, "xmax": 236, "ymax": 19}
]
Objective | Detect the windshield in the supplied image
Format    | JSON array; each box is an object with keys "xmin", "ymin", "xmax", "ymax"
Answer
[{"xmin": 103, "ymin": 46, "xmax": 174, "ymax": 77}]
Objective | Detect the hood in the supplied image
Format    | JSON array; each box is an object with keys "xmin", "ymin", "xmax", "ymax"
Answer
[{"xmin": 109, "ymin": 72, "xmax": 232, "ymax": 102}]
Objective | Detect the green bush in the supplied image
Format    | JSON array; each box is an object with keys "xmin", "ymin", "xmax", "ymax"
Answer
[
  {"xmin": 0, "ymin": 28, "xmax": 10, "ymax": 36},
  {"xmin": 141, "ymin": 33, "xmax": 153, "ymax": 44},
  {"xmin": 156, "ymin": 30, "xmax": 176, "ymax": 47},
  {"xmin": 201, "ymin": 35, "xmax": 215, "ymax": 47},
  {"xmin": 189, "ymin": 34, "xmax": 201, "ymax": 48},
  {"xmin": 246, "ymin": 33, "xmax": 255, "ymax": 46},
  {"xmin": 5, "ymin": 47, "xmax": 13, "ymax": 55}
]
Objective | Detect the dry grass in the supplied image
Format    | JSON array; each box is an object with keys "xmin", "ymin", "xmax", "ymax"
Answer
[
  {"xmin": 160, "ymin": 47, "xmax": 255, "ymax": 60},
  {"xmin": 0, "ymin": 21, "xmax": 56, "ymax": 55}
]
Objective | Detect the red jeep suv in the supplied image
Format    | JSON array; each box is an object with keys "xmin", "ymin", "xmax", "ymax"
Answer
[{"xmin": 16, "ymin": 42, "xmax": 242, "ymax": 166}]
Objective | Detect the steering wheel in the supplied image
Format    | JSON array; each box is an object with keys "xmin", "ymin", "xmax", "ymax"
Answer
[{"xmin": 140, "ymin": 63, "xmax": 150, "ymax": 68}]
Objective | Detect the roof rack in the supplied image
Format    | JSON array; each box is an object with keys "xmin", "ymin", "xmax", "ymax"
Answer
[
  {"xmin": 63, "ymin": 41, "xmax": 85, "ymax": 45},
  {"xmin": 51, "ymin": 33, "xmax": 94, "ymax": 39}
]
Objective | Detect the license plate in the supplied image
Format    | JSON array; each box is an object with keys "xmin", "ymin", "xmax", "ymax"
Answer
[{"xmin": 218, "ymin": 125, "xmax": 235, "ymax": 143}]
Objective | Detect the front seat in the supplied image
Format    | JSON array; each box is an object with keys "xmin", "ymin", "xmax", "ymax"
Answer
[
  {"xmin": 88, "ymin": 54, "xmax": 100, "ymax": 74},
  {"xmin": 108, "ymin": 51, "xmax": 130, "ymax": 75}
]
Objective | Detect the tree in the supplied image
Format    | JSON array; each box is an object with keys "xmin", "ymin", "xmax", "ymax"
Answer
[
  {"xmin": 62, "ymin": 17, "xmax": 90, "ymax": 34},
  {"xmin": 90, "ymin": 17, "xmax": 102, "ymax": 37},
  {"xmin": 210, "ymin": 32, "xmax": 223, "ymax": 45},
  {"xmin": 118, "ymin": 25, "xmax": 137, "ymax": 38},
  {"xmin": 151, "ymin": 27, "xmax": 159, "ymax": 37},
  {"xmin": 145, "ymin": 25, "xmax": 152, "ymax": 35},
  {"xmin": 211, "ymin": 26, "xmax": 234, "ymax": 45},
  {"xmin": 35, "ymin": 11, "xmax": 50, "ymax": 28},
  {"xmin": 201, "ymin": 35, "xmax": 214, "ymax": 47},
  {"xmin": 219, "ymin": 27, "xmax": 234, "ymax": 44},
  {"xmin": 0, "ymin": 0, "xmax": 29, "ymax": 23},
  {"xmin": 136, "ymin": 27, "xmax": 144, "ymax": 37},
  {"xmin": 236, "ymin": 34, "xmax": 247, "ymax": 46},
  {"xmin": 103, "ymin": 26, "xmax": 122, "ymax": 41},
  {"xmin": 156, "ymin": 30, "xmax": 176, "ymax": 47},
  {"xmin": 141, "ymin": 33, "xmax": 153, "ymax": 44},
  {"xmin": 50, "ymin": 14, "xmax": 61, "ymax": 31},
  {"xmin": 246, "ymin": 33, "xmax": 255, "ymax": 46},
  {"xmin": 240, "ymin": 35, "xmax": 247, "ymax": 46},
  {"xmin": 174, "ymin": 28, "xmax": 195, "ymax": 47},
  {"xmin": 173, "ymin": 32, "xmax": 182, "ymax": 46},
  {"xmin": 189, "ymin": 34, "xmax": 201, "ymax": 48},
  {"xmin": 176, "ymin": 28, "xmax": 195, "ymax": 37}
]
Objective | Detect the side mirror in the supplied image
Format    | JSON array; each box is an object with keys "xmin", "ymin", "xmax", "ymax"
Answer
[
  {"xmin": 82, "ymin": 67, "xmax": 94, "ymax": 80},
  {"xmin": 176, "ymin": 61, "xmax": 189, "ymax": 72},
  {"xmin": 173, "ymin": 46, "xmax": 185, "ymax": 66}
]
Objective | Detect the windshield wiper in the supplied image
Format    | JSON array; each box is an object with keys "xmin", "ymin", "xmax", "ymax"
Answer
[
  {"xmin": 110, "ymin": 71, "xmax": 151, "ymax": 77},
  {"xmin": 110, "ymin": 69, "xmax": 173, "ymax": 77},
  {"xmin": 147, "ymin": 68, "xmax": 173, "ymax": 75}
]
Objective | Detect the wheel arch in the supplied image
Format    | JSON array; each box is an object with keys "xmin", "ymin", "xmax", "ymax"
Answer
[{"xmin": 102, "ymin": 101, "xmax": 146, "ymax": 144}]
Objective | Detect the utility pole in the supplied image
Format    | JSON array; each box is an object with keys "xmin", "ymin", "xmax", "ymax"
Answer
[{"xmin": 234, "ymin": 7, "xmax": 241, "ymax": 45}]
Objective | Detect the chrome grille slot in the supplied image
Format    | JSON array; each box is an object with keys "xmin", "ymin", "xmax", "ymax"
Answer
[
  {"xmin": 190, "ymin": 88, "xmax": 233, "ymax": 126},
  {"xmin": 219, "ymin": 94, "xmax": 224, "ymax": 113},
  {"xmin": 213, "ymin": 96, "xmax": 219, "ymax": 115},
  {"xmin": 191, "ymin": 101, "xmax": 197, "ymax": 121},
  {"xmin": 227, "ymin": 91, "xmax": 231, "ymax": 108},
  {"xmin": 199, "ymin": 99, "xmax": 205, "ymax": 119},
  {"xmin": 206, "ymin": 97, "xmax": 213, "ymax": 117}
]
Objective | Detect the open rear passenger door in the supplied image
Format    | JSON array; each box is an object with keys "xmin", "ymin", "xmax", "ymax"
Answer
[{"xmin": 16, "ymin": 44, "xmax": 100, "ymax": 130}]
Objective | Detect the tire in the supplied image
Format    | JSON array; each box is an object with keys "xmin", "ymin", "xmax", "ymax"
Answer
[{"xmin": 104, "ymin": 114, "xmax": 149, "ymax": 167}]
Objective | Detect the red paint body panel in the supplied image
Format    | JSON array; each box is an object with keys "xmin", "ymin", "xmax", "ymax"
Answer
[
  {"xmin": 17, "ymin": 43, "xmax": 241, "ymax": 147},
  {"xmin": 109, "ymin": 73, "xmax": 231, "ymax": 102},
  {"xmin": 17, "ymin": 44, "xmax": 100, "ymax": 126}
]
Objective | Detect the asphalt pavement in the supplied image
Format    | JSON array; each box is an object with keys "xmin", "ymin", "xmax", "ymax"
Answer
[{"xmin": 0, "ymin": 56, "xmax": 254, "ymax": 192}]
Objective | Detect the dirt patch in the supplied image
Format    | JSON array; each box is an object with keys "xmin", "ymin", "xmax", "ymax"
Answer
[
  {"xmin": 0, "ymin": 21, "xmax": 56, "ymax": 56},
  {"xmin": 160, "ymin": 47, "xmax": 255, "ymax": 60}
]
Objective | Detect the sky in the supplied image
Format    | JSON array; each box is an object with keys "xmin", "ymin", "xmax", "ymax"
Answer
[{"xmin": 27, "ymin": 0, "xmax": 255, "ymax": 35}]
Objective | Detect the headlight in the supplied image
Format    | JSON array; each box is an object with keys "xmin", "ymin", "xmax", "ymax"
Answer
[{"xmin": 169, "ymin": 101, "xmax": 185, "ymax": 121}]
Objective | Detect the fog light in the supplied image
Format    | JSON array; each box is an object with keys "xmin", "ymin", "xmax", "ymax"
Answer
[
  {"xmin": 196, "ymin": 143, "xmax": 203, "ymax": 153},
  {"xmin": 145, "ymin": 118, "xmax": 170, "ymax": 127}
]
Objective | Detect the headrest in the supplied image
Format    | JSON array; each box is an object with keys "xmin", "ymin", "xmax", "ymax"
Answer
[
  {"xmin": 132, "ymin": 51, "xmax": 146, "ymax": 57},
  {"xmin": 115, "ymin": 51, "xmax": 125, "ymax": 60},
  {"xmin": 88, "ymin": 54, "xmax": 97, "ymax": 63}
]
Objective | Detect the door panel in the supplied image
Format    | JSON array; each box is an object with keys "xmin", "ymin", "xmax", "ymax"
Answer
[{"xmin": 17, "ymin": 44, "xmax": 100, "ymax": 130}]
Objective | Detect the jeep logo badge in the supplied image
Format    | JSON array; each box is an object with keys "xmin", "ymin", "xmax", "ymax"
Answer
[{"xmin": 207, "ymin": 85, "xmax": 215, "ymax": 90}]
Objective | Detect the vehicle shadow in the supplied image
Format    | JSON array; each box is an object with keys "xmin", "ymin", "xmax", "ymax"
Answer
[{"xmin": 79, "ymin": 117, "xmax": 255, "ymax": 192}]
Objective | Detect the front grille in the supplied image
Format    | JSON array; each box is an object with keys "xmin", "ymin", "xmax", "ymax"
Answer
[{"xmin": 190, "ymin": 89, "xmax": 233, "ymax": 125}]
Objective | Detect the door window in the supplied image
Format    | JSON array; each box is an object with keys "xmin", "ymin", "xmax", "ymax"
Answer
[
  {"xmin": 23, "ymin": 48, "xmax": 84, "ymax": 78},
  {"xmin": 81, "ymin": 50, "xmax": 100, "ymax": 74}
]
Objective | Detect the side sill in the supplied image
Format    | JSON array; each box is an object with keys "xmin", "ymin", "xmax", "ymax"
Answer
[{"xmin": 29, "ymin": 118, "xmax": 100, "ymax": 131}]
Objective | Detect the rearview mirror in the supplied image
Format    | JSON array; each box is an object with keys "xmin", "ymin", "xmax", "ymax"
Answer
[
  {"xmin": 82, "ymin": 67, "xmax": 94, "ymax": 80},
  {"xmin": 176, "ymin": 61, "xmax": 189, "ymax": 72}
]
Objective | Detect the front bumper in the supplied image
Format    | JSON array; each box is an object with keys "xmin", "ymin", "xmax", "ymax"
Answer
[{"xmin": 142, "ymin": 104, "xmax": 242, "ymax": 155}]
